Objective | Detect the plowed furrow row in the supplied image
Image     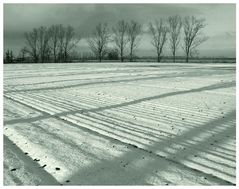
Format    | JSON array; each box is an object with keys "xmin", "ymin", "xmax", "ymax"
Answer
[{"xmin": 4, "ymin": 93, "xmax": 236, "ymax": 184}]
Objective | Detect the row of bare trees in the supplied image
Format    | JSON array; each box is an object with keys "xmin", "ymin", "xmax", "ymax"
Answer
[
  {"xmin": 23, "ymin": 25, "xmax": 78, "ymax": 63},
  {"xmin": 149, "ymin": 15, "xmax": 208, "ymax": 62},
  {"xmin": 20, "ymin": 15, "xmax": 207, "ymax": 63},
  {"xmin": 87, "ymin": 15, "xmax": 207, "ymax": 63},
  {"xmin": 87, "ymin": 20, "xmax": 142, "ymax": 62}
]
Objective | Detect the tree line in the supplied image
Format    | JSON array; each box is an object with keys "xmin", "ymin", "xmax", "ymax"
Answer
[{"xmin": 4, "ymin": 15, "xmax": 208, "ymax": 63}]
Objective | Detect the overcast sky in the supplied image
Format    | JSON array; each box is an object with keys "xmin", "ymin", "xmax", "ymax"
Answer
[{"xmin": 4, "ymin": 4, "xmax": 236, "ymax": 57}]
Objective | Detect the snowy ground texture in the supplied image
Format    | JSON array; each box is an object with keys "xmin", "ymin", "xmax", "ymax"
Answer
[{"xmin": 3, "ymin": 62, "xmax": 236, "ymax": 185}]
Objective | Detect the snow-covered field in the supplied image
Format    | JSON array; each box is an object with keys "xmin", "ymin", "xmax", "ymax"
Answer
[{"xmin": 3, "ymin": 62, "xmax": 236, "ymax": 185}]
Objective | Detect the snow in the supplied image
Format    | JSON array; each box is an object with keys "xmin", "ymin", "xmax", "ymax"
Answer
[{"xmin": 3, "ymin": 62, "xmax": 236, "ymax": 185}]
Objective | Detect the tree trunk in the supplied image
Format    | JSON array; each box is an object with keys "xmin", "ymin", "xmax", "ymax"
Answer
[
  {"xmin": 157, "ymin": 48, "xmax": 161, "ymax": 63},
  {"xmin": 53, "ymin": 49, "xmax": 56, "ymax": 63},
  {"xmin": 173, "ymin": 51, "xmax": 176, "ymax": 63},
  {"xmin": 185, "ymin": 48, "xmax": 189, "ymax": 63},
  {"xmin": 34, "ymin": 54, "xmax": 38, "ymax": 63},
  {"xmin": 157, "ymin": 54, "xmax": 160, "ymax": 62},
  {"xmin": 130, "ymin": 48, "xmax": 133, "ymax": 62},
  {"xmin": 186, "ymin": 53, "xmax": 189, "ymax": 63},
  {"xmin": 64, "ymin": 51, "xmax": 67, "ymax": 62}
]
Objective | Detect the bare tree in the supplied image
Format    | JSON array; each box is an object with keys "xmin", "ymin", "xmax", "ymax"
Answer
[
  {"xmin": 38, "ymin": 26, "xmax": 50, "ymax": 63},
  {"xmin": 87, "ymin": 23, "xmax": 110, "ymax": 62},
  {"xmin": 24, "ymin": 26, "xmax": 50, "ymax": 63},
  {"xmin": 49, "ymin": 25, "xmax": 60, "ymax": 62},
  {"xmin": 63, "ymin": 25, "xmax": 79, "ymax": 62},
  {"xmin": 57, "ymin": 25, "xmax": 65, "ymax": 62},
  {"xmin": 24, "ymin": 25, "xmax": 79, "ymax": 63},
  {"xmin": 19, "ymin": 47, "xmax": 27, "ymax": 62},
  {"xmin": 112, "ymin": 20, "xmax": 128, "ymax": 62},
  {"xmin": 4, "ymin": 49, "xmax": 14, "ymax": 63},
  {"xmin": 168, "ymin": 15, "xmax": 182, "ymax": 63},
  {"xmin": 149, "ymin": 19, "xmax": 168, "ymax": 62},
  {"xmin": 182, "ymin": 16, "xmax": 208, "ymax": 63},
  {"xmin": 127, "ymin": 20, "xmax": 142, "ymax": 62},
  {"xmin": 24, "ymin": 28, "xmax": 39, "ymax": 62}
]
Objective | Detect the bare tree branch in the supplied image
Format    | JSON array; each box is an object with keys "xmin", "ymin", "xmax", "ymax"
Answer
[
  {"xmin": 112, "ymin": 20, "xmax": 128, "ymax": 62},
  {"xmin": 168, "ymin": 15, "xmax": 182, "ymax": 62},
  {"xmin": 49, "ymin": 25, "xmax": 60, "ymax": 62},
  {"xmin": 87, "ymin": 23, "xmax": 110, "ymax": 62},
  {"xmin": 63, "ymin": 25, "xmax": 80, "ymax": 62},
  {"xmin": 127, "ymin": 20, "xmax": 142, "ymax": 62},
  {"xmin": 148, "ymin": 19, "xmax": 168, "ymax": 62},
  {"xmin": 182, "ymin": 16, "xmax": 208, "ymax": 62},
  {"xmin": 24, "ymin": 28, "xmax": 39, "ymax": 62}
]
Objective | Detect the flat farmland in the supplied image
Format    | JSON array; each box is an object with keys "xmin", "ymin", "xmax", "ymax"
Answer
[{"xmin": 3, "ymin": 62, "xmax": 236, "ymax": 185}]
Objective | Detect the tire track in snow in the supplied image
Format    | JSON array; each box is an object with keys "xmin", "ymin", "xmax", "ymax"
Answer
[{"xmin": 4, "ymin": 135, "xmax": 60, "ymax": 185}]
